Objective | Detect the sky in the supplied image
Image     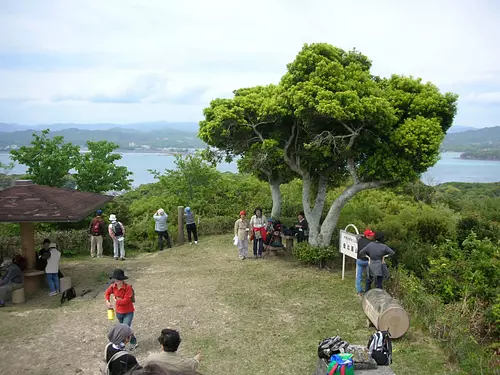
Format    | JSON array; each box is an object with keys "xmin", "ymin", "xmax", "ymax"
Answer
[{"xmin": 0, "ymin": 0, "xmax": 499, "ymax": 128}]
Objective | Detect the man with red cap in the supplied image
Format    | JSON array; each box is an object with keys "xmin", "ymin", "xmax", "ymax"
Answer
[
  {"xmin": 356, "ymin": 229, "xmax": 375, "ymax": 296},
  {"xmin": 234, "ymin": 210, "xmax": 250, "ymax": 259}
]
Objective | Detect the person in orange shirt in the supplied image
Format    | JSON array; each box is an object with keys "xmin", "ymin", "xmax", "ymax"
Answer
[{"xmin": 105, "ymin": 269, "xmax": 138, "ymax": 350}]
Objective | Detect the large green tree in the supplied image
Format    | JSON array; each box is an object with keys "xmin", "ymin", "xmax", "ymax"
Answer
[
  {"xmin": 10, "ymin": 129, "xmax": 80, "ymax": 187},
  {"xmin": 73, "ymin": 140, "xmax": 132, "ymax": 193},
  {"xmin": 201, "ymin": 43, "xmax": 458, "ymax": 246},
  {"xmin": 199, "ymin": 85, "xmax": 292, "ymax": 218}
]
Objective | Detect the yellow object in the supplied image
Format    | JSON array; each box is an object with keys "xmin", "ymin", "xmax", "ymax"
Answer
[{"xmin": 107, "ymin": 308, "xmax": 115, "ymax": 320}]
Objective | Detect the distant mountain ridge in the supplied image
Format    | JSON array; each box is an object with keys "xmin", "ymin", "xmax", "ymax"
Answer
[
  {"xmin": 442, "ymin": 126, "xmax": 500, "ymax": 152},
  {"xmin": 0, "ymin": 122, "xmax": 205, "ymax": 150}
]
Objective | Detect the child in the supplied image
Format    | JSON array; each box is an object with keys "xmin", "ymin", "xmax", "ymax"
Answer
[
  {"xmin": 104, "ymin": 323, "xmax": 138, "ymax": 375},
  {"xmin": 45, "ymin": 243, "xmax": 61, "ymax": 296}
]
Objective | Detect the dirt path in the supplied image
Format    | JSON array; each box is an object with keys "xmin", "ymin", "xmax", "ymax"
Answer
[{"xmin": 0, "ymin": 235, "xmax": 462, "ymax": 375}]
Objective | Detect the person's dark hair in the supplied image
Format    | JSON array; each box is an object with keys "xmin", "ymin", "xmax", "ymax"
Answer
[
  {"xmin": 375, "ymin": 231, "xmax": 385, "ymax": 242},
  {"xmin": 298, "ymin": 211, "xmax": 305, "ymax": 217},
  {"xmin": 254, "ymin": 207, "xmax": 262, "ymax": 215},
  {"xmin": 43, "ymin": 238, "xmax": 50, "ymax": 244},
  {"xmin": 158, "ymin": 328, "xmax": 181, "ymax": 352}
]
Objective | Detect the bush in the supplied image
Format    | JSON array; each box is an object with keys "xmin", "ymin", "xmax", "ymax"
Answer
[{"xmin": 292, "ymin": 242, "xmax": 338, "ymax": 267}]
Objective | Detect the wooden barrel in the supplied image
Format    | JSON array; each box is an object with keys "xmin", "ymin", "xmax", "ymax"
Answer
[{"xmin": 362, "ymin": 288, "xmax": 410, "ymax": 339}]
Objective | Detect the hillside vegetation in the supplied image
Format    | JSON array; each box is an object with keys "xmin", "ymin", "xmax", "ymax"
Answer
[{"xmin": 442, "ymin": 126, "xmax": 500, "ymax": 152}]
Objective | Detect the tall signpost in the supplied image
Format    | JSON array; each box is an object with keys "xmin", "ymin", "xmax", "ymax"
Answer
[{"xmin": 339, "ymin": 224, "xmax": 359, "ymax": 281}]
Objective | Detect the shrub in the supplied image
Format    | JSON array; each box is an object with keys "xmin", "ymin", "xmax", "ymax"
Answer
[{"xmin": 292, "ymin": 242, "xmax": 338, "ymax": 267}]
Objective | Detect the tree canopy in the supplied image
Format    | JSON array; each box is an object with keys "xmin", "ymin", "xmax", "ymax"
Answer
[{"xmin": 200, "ymin": 43, "xmax": 458, "ymax": 246}]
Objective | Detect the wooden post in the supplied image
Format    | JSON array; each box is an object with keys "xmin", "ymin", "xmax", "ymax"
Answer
[
  {"xmin": 20, "ymin": 222, "xmax": 35, "ymax": 269},
  {"xmin": 362, "ymin": 288, "xmax": 410, "ymax": 339},
  {"xmin": 177, "ymin": 206, "xmax": 184, "ymax": 245}
]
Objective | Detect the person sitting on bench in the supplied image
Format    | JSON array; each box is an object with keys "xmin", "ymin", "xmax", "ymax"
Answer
[{"xmin": 0, "ymin": 256, "xmax": 24, "ymax": 308}]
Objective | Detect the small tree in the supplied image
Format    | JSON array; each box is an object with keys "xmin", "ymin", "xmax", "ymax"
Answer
[
  {"xmin": 10, "ymin": 129, "xmax": 80, "ymax": 187},
  {"xmin": 0, "ymin": 161, "xmax": 14, "ymax": 190},
  {"xmin": 74, "ymin": 141, "xmax": 132, "ymax": 193}
]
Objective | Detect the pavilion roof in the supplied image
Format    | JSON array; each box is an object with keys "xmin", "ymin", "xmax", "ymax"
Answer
[{"xmin": 0, "ymin": 181, "xmax": 114, "ymax": 222}]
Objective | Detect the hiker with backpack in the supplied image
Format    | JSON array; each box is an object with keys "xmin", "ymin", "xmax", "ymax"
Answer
[
  {"xmin": 105, "ymin": 269, "xmax": 138, "ymax": 350},
  {"xmin": 0, "ymin": 256, "xmax": 24, "ymax": 308},
  {"xmin": 109, "ymin": 214, "xmax": 126, "ymax": 261},
  {"xmin": 358, "ymin": 232, "xmax": 395, "ymax": 292},
  {"xmin": 184, "ymin": 207, "xmax": 198, "ymax": 245},
  {"xmin": 90, "ymin": 209, "xmax": 106, "ymax": 258},
  {"xmin": 104, "ymin": 323, "xmax": 139, "ymax": 375},
  {"xmin": 153, "ymin": 209, "xmax": 172, "ymax": 251}
]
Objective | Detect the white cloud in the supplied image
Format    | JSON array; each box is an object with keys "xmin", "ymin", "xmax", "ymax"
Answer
[{"xmin": 0, "ymin": 0, "xmax": 499, "ymax": 126}]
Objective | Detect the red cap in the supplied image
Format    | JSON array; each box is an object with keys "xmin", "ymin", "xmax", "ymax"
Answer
[
  {"xmin": 364, "ymin": 229, "xmax": 375, "ymax": 237},
  {"xmin": 239, "ymin": 210, "xmax": 246, "ymax": 216}
]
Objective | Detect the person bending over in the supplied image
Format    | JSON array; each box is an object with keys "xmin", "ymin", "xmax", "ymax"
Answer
[{"xmin": 358, "ymin": 232, "xmax": 394, "ymax": 292}]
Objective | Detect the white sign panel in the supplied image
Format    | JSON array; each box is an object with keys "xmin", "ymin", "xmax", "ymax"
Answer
[{"xmin": 339, "ymin": 229, "xmax": 358, "ymax": 260}]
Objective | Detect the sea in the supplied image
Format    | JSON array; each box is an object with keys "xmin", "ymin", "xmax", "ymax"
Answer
[{"xmin": 0, "ymin": 152, "xmax": 499, "ymax": 187}]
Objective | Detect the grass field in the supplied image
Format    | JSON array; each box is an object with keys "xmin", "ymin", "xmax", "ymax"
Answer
[{"xmin": 0, "ymin": 235, "xmax": 464, "ymax": 375}]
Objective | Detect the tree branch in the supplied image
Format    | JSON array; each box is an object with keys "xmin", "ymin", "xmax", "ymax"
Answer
[
  {"xmin": 284, "ymin": 121, "xmax": 303, "ymax": 176},
  {"xmin": 346, "ymin": 158, "xmax": 360, "ymax": 185}
]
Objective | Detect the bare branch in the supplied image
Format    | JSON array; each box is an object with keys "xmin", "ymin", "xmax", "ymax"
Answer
[
  {"xmin": 284, "ymin": 121, "xmax": 303, "ymax": 176},
  {"xmin": 346, "ymin": 158, "xmax": 360, "ymax": 185}
]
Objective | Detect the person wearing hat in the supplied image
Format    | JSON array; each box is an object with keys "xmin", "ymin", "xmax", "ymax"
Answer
[
  {"xmin": 0, "ymin": 257, "xmax": 24, "ymax": 308},
  {"xmin": 358, "ymin": 232, "xmax": 395, "ymax": 292},
  {"xmin": 104, "ymin": 323, "xmax": 139, "ymax": 375},
  {"xmin": 89, "ymin": 209, "xmax": 106, "ymax": 258},
  {"xmin": 184, "ymin": 207, "xmax": 198, "ymax": 245},
  {"xmin": 145, "ymin": 328, "xmax": 202, "ymax": 373},
  {"xmin": 45, "ymin": 243, "xmax": 61, "ymax": 296},
  {"xmin": 105, "ymin": 269, "xmax": 138, "ymax": 350},
  {"xmin": 153, "ymin": 209, "xmax": 172, "ymax": 251},
  {"xmin": 234, "ymin": 210, "xmax": 250, "ymax": 260},
  {"xmin": 109, "ymin": 214, "xmax": 126, "ymax": 260},
  {"xmin": 356, "ymin": 229, "xmax": 375, "ymax": 296}
]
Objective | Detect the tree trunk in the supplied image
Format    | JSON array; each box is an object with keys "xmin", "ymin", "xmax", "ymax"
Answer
[
  {"xmin": 302, "ymin": 174, "xmax": 328, "ymax": 246},
  {"xmin": 269, "ymin": 177, "xmax": 282, "ymax": 219},
  {"xmin": 317, "ymin": 181, "xmax": 384, "ymax": 247}
]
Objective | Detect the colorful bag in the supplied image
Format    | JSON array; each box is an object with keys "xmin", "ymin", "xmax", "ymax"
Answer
[{"xmin": 326, "ymin": 353, "xmax": 354, "ymax": 375}]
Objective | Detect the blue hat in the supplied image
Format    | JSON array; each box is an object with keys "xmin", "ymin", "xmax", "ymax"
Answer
[
  {"xmin": 267, "ymin": 217, "xmax": 273, "ymax": 222},
  {"xmin": 96, "ymin": 209, "xmax": 103, "ymax": 215},
  {"xmin": 185, "ymin": 207, "xmax": 191, "ymax": 213}
]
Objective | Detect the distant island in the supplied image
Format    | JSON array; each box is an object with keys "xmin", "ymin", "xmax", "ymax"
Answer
[{"xmin": 460, "ymin": 149, "xmax": 500, "ymax": 161}]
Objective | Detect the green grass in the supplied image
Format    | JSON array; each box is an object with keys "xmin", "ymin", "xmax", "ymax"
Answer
[{"xmin": 0, "ymin": 235, "xmax": 464, "ymax": 374}]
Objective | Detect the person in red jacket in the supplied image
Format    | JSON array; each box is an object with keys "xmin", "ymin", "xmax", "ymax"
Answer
[{"xmin": 105, "ymin": 269, "xmax": 138, "ymax": 350}]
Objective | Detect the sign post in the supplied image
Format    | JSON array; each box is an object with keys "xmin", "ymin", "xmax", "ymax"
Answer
[{"xmin": 339, "ymin": 224, "xmax": 359, "ymax": 280}]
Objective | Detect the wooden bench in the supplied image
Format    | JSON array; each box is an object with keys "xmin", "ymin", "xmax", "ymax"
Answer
[{"xmin": 283, "ymin": 235, "xmax": 296, "ymax": 251}]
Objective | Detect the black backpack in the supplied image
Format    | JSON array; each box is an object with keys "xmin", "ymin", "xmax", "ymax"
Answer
[
  {"xmin": 112, "ymin": 222, "xmax": 123, "ymax": 236},
  {"xmin": 367, "ymin": 330, "xmax": 392, "ymax": 365},
  {"xmin": 60, "ymin": 287, "xmax": 77, "ymax": 304},
  {"xmin": 318, "ymin": 336, "xmax": 350, "ymax": 360}
]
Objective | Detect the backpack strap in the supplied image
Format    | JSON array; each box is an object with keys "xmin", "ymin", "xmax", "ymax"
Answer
[
  {"xmin": 328, "ymin": 363, "xmax": 339, "ymax": 375},
  {"xmin": 107, "ymin": 350, "xmax": 129, "ymax": 373}
]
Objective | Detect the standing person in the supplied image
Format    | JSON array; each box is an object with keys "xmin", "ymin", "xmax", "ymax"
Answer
[
  {"xmin": 356, "ymin": 229, "xmax": 375, "ymax": 296},
  {"xmin": 0, "ymin": 257, "xmax": 24, "ymax": 308},
  {"xmin": 104, "ymin": 323, "xmax": 139, "ymax": 375},
  {"xmin": 153, "ymin": 209, "xmax": 172, "ymax": 251},
  {"xmin": 250, "ymin": 207, "xmax": 267, "ymax": 258},
  {"xmin": 358, "ymin": 233, "xmax": 395, "ymax": 292},
  {"xmin": 45, "ymin": 243, "xmax": 61, "ymax": 296},
  {"xmin": 184, "ymin": 207, "xmax": 198, "ymax": 245},
  {"xmin": 36, "ymin": 238, "xmax": 64, "ymax": 278},
  {"xmin": 89, "ymin": 209, "xmax": 106, "ymax": 258},
  {"xmin": 145, "ymin": 328, "xmax": 202, "ymax": 373},
  {"xmin": 109, "ymin": 214, "xmax": 126, "ymax": 261},
  {"xmin": 234, "ymin": 210, "xmax": 250, "ymax": 260},
  {"xmin": 105, "ymin": 269, "xmax": 138, "ymax": 350},
  {"xmin": 295, "ymin": 211, "xmax": 309, "ymax": 243}
]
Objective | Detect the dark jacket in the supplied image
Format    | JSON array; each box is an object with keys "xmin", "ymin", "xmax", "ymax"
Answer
[
  {"xmin": 106, "ymin": 345, "xmax": 138, "ymax": 375},
  {"xmin": 357, "ymin": 236, "xmax": 372, "ymax": 260},
  {"xmin": 0, "ymin": 263, "xmax": 24, "ymax": 286},
  {"xmin": 359, "ymin": 242, "xmax": 395, "ymax": 278}
]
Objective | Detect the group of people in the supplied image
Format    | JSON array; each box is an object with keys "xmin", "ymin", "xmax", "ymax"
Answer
[
  {"xmin": 356, "ymin": 229, "xmax": 395, "ymax": 296},
  {"xmin": 233, "ymin": 208, "xmax": 310, "ymax": 260},
  {"xmin": 104, "ymin": 268, "xmax": 201, "ymax": 375},
  {"xmin": 89, "ymin": 210, "xmax": 127, "ymax": 260},
  {"xmin": 89, "ymin": 206, "xmax": 200, "ymax": 259}
]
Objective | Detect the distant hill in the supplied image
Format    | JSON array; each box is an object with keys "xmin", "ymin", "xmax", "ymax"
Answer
[
  {"xmin": 442, "ymin": 126, "xmax": 500, "ymax": 152},
  {"xmin": 0, "ymin": 125, "xmax": 206, "ymax": 150},
  {"xmin": 0, "ymin": 121, "xmax": 200, "ymax": 133},
  {"xmin": 447, "ymin": 125, "xmax": 476, "ymax": 134}
]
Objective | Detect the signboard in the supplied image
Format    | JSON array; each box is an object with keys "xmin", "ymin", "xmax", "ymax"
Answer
[
  {"xmin": 339, "ymin": 224, "xmax": 359, "ymax": 281},
  {"xmin": 339, "ymin": 229, "xmax": 358, "ymax": 260}
]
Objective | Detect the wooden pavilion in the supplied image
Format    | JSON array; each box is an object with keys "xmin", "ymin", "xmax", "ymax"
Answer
[{"xmin": 0, "ymin": 180, "xmax": 113, "ymax": 294}]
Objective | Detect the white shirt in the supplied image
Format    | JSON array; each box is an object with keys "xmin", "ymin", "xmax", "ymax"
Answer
[{"xmin": 45, "ymin": 249, "xmax": 61, "ymax": 274}]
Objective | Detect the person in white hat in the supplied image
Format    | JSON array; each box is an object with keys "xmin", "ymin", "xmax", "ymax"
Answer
[{"xmin": 108, "ymin": 214, "xmax": 126, "ymax": 261}]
